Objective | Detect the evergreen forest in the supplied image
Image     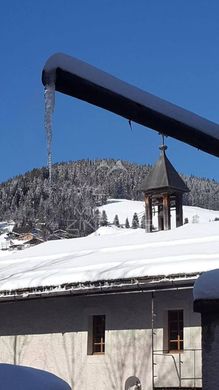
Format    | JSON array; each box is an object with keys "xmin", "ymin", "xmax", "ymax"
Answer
[{"xmin": 0, "ymin": 159, "xmax": 218, "ymax": 238}]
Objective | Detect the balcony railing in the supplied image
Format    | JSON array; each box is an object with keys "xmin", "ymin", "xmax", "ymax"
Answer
[{"xmin": 153, "ymin": 348, "xmax": 202, "ymax": 389}]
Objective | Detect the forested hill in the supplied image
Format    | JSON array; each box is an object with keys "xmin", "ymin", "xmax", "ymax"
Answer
[{"xmin": 0, "ymin": 159, "xmax": 218, "ymax": 236}]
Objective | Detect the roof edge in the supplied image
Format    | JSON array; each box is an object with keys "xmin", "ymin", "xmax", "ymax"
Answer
[{"xmin": 0, "ymin": 273, "xmax": 199, "ymax": 302}]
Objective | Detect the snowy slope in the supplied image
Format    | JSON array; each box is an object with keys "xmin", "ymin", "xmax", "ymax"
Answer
[
  {"xmin": 98, "ymin": 199, "xmax": 145, "ymax": 225},
  {"xmin": 98, "ymin": 199, "xmax": 219, "ymax": 226}
]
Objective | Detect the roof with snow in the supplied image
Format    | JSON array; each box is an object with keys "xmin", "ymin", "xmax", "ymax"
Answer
[
  {"xmin": 42, "ymin": 53, "xmax": 219, "ymax": 158},
  {"xmin": 193, "ymin": 268, "xmax": 219, "ymax": 303},
  {"xmin": 0, "ymin": 200, "xmax": 219, "ymax": 300},
  {"xmin": 140, "ymin": 145, "xmax": 189, "ymax": 194}
]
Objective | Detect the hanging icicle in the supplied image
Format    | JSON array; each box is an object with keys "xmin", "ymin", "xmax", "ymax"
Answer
[{"xmin": 44, "ymin": 83, "xmax": 55, "ymax": 184}]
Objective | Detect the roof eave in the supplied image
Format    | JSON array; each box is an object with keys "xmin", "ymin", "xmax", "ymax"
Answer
[
  {"xmin": 141, "ymin": 186, "xmax": 189, "ymax": 195},
  {"xmin": 0, "ymin": 273, "xmax": 199, "ymax": 303}
]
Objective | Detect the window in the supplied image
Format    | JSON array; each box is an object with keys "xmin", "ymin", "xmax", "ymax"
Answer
[
  {"xmin": 168, "ymin": 310, "xmax": 183, "ymax": 352},
  {"xmin": 90, "ymin": 315, "xmax": 105, "ymax": 354}
]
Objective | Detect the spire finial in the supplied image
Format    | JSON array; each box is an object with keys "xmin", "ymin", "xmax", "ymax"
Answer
[{"xmin": 159, "ymin": 134, "xmax": 167, "ymax": 154}]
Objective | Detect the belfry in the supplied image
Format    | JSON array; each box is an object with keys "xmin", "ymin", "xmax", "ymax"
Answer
[{"xmin": 140, "ymin": 142, "xmax": 189, "ymax": 232}]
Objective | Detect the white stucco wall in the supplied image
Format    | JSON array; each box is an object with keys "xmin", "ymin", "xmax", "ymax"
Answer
[
  {"xmin": 0, "ymin": 289, "xmax": 201, "ymax": 389},
  {"xmin": 153, "ymin": 289, "xmax": 202, "ymax": 388}
]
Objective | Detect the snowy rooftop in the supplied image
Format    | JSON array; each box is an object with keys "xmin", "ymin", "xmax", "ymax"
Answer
[
  {"xmin": 193, "ymin": 269, "xmax": 219, "ymax": 301},
  {"xmin": 0, "ymin": 200, "xmax": 218, "ymax": 299}
]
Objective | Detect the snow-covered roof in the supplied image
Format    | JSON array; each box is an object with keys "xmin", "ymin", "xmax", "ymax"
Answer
[
  {"xmin": 193, "ymin": 269, "xmax": 219, "ymax": 301},
  {"xmin": 0, "ymin": 211, "xmax": 219, "ymax": 299}
]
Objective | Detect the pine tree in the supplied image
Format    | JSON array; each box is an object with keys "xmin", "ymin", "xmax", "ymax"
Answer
[
  {"xmin": 100, "ymin": 210, "xmax": 108, "ymax": 226},
  {"xmin": 132, "ymin": 212, "xmax": 139, "ymax": 229},
  {"xmin": 113, "ymin": 214, "xmax": 120, "ymax": 227},
  {"xmin": 94, "ymin": 209, "xmax": 100, "ymax": 229},
  {"xmin": 125, "ymin": 217, "xmax": 130, "ymax": 228}
]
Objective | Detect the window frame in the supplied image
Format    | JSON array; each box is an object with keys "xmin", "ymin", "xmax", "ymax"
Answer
[
  {"xmin": 168, "ymin": 309, "xmax": 184, "ymax": 353},
  {"xmin": 87, "ymin": 314, "xmax": 105, "ymax": 355}
]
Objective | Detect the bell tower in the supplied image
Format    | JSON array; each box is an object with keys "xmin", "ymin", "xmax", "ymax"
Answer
[{"xmin": 140, "ymin": 141, "xmax": 189, "ymax": 232}]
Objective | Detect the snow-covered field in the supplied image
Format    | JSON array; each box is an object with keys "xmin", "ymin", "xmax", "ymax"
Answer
[
  {"xmin": 0, "ymin": 199, "xmax": 218, "ymax": 297},
  {"xmin": 98, "ymin": 198, "xmax": 219, "ymax": 226}
]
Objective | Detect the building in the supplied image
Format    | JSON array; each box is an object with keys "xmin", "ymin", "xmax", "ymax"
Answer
[
  {"xmin": 194, "ymin": 269, "xmax": 219, "ymax": 390},
  {"xmin": 0, "ymin": 219, "xmax": 218, "ymax": 389}
]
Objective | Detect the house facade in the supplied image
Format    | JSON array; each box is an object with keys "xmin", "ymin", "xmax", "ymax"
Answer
[
  {"xmin": 0, "ymin": 280, "xmax": 201, "ymax": 389},
  {"xmin": 0, "ymin": 218, "xmax": 218, "ymax": 389}
]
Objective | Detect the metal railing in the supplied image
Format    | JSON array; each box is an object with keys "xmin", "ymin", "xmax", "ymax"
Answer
[{"xmin": 153, "ymin": 348, "xmax": 202, "ymax": 388}]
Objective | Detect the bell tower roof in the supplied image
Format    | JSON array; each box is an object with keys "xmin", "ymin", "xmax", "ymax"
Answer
[{"xmin": 140, "ymin": 144, "xmax": 189, "ymax": 195}]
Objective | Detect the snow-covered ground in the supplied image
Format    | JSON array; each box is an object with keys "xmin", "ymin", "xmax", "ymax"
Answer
[
  {"xmin": 98, "ymin": 199, "xmax": 219, "ymax": 227},
  {"xmin": 0, "ymin": 221, "xmax": 15, "ymax": 250},
  {"xmin": 0, "ymin": 200, "xmax": 218, "ymax": 297}
]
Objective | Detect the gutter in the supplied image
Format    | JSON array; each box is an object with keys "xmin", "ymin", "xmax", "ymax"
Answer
[{"xmin": 0, "ymin": 272, "xmax": 199, "ymax": 303}]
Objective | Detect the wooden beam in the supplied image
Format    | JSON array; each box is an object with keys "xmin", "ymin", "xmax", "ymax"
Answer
[
  {"xmin": 176, "ymin": 194, "xmax": 183, "ymax": 227},
  {"xmin": 158, "ymin": 204, "xmax": 164, "ymax": 231},
  {"xmin": 145, "ymin": 195, "xmax": 152, "ymax": 233},
  {"xmin": 42, "ymin": 53, "xmax": 219, "ymax": 158},
  {"xmin": 163, "ymin": 194, "xmax": 171, "ymax": 230}
]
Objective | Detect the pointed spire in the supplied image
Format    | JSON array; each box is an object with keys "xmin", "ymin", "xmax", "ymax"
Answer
[
  {"xmin": 140, "ymin": 138, "xmax": 190, "ymax": 232},
  {"xmin": 140, "ymin": 141, "xmax": 189, "ymax": 194}
]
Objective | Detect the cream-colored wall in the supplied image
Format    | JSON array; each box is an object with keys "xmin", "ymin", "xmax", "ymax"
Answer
[
  {"xmin": 0, "ymin": 289, "xmax": 201, "ymax": 389},
  {"xmin": 153, "ymin": 289, "xmax": 202, "ymax": 388}
]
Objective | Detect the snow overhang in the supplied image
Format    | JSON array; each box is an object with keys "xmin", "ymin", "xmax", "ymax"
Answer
[
  {"xmin": 0, "ymin": 273, "xmax": 198, "ymax": 302},
  {"xmin": 194, "ymin": 269, "xmax": 219, "ymax": 312},
  {"xmin": 42, "ymin": 53, "xmax": 219, "ymax": 158}
]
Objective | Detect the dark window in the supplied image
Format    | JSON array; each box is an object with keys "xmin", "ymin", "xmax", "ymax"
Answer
[
  {"xmin": 168, "ymin": 310, "xmax": 183, "ymax": 352},
  {"xmin": 92, "ymin": 315, "xmax": 105, "ymax": 354}
]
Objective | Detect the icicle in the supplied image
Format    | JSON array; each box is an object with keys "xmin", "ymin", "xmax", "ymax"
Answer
[{"xmin": 44, "ymin": 83, "xmax": 55, "ymax": 184}]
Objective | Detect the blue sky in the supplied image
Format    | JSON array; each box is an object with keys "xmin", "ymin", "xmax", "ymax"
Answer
[{"xmin": 1, "ymin": 1, "xmax": 219, "ymax": 183}]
